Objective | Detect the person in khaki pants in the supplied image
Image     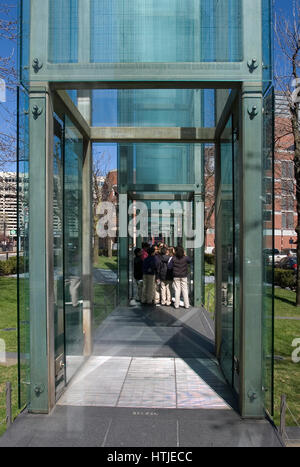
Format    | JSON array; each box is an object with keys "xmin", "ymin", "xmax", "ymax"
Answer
[
  {"xmin": 159, "ymin": 247, "xmax": 173, "ymax": 306},
  {"xmin": 141, "ymin": 247, "xmax": 157, "ymax": 304},
  {"xmin": 169, "ymin": 246, "xmax": 191, "ymax": 309}
]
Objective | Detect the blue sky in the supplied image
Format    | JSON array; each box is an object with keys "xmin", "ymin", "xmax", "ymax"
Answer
[
  {"xmin": 0, "ymin": 0, "xmax": 295, "ymax": 173},
  {"xmin": 0, "ymin": 0, "xmax": 17, "ymax": 171}
]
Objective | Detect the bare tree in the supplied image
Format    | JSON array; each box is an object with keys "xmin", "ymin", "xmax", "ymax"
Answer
[
  {"xmin": 275, "ymin": 0, "xmax": 300, "ymax": 305},
  {"xmin": 204, "ymin": 145, "xmax": 215, "ymax": 250},
  {"xmin": 0, "ymin": 4, "xmax": 17, "ymax": 169},
  {"xmin": 92, "ymin": 150, "xmax": 114, "ymax": 263}
]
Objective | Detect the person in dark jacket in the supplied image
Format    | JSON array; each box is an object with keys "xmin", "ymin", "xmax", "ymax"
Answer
[
  {"xmin": 134, "ymin": 248, "xmax": 143, "ymax": 302},
  {"xmin": 159, "ymin": 248, "xmax": 173, "ymax": 306},
  {"xmin": 169, "ymin": 246, "xmax": 191, "ymax": 309},
  {"xmin": 141, "ymin": 242, "xmax": 150, "ymax": 261},
  {"xmin": 141, "ymin": 247, "xmax": 157, "ymax": 304},
  {"xmin": 154, "ymin": 245, "xmax": 162, "ymax": 304}
]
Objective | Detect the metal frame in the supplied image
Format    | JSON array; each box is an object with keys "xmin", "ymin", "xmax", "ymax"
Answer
[
  {"xmin": 27, "ymin": 0, "xmax": 262, "ymax": 84},
  {"xmin": 22, "ymin": 0, "xmax": 272, "ymax": 420}
]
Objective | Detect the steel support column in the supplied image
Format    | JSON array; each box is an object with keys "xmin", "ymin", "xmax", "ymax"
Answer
[
  {"xmin": 239, "ymin": 83, "xmax": 264, "ymax": 417},
  {"xmin": 28, "ymin": 84, "xmax": 55, "ymax": 413},
  {"xmin": 78, "ymin": 90, "xmax": 93, "ymax": 356}
]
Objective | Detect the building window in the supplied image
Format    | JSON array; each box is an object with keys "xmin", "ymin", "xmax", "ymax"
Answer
[
  {"xmin": 282, "ymin": 161, "xmax": 294, "ymax": 179},
  {"xmin": 282, "ymin": 179, "xmax": 294, "ymax": 195},
  {"xmin": 281, "ymin": 196, "xmax": 294, "ymax": 211},
  {"xmin": 265, "ymin": 194, "xmax": 272, "ymax": 205},
  {"xmin": 282, "ymin": 212, "xmax": 294, "ymax": 229},
  {"xmin": 264, "ymin": 211, "xmax": 272, "ymax": 221}
]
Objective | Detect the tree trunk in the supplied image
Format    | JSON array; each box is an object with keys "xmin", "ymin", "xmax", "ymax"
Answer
[
  {"xmin": 93, "ymin": 233, "xmax": 99, "ymax": 265},
  {"xmin": 292, "ymin": 112, "xmax": 300, "ymax": 306}
]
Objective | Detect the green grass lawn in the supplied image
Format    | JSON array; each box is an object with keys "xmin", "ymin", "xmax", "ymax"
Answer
[
  {"xmin": 203, "ymin": 278, "xmax": 300, "ymax": 426},
  {"xmin": 0, "ymin": 278, "xmax": 18, "ymax": 353},
  {"xmin": 93, "ymin": 283, "xmax": 117, "ymax": 328},
  {"xmin": 0, "ymin": 277, "xmax": 18, "ymax": 436},
  {"xmin": 204, "ymin": 283, "xmax": 215, "ymax": 316},
  {"xmin": 273, "ymin": 287, "xmax": 300, "ymax": 318},
  {"xmin": 273, "ymin": 291, "xmax": 300, "ymax": 427},
  {"xmin": 0, "ymin": 365, "xmax": 19, "ymax": 437},
  {"xmin": 94, "ymin": 255, "xmax": 118, "ymax": 271}
]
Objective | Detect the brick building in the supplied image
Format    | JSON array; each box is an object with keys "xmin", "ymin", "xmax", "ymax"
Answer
[{"xmin": 204, "ymin": 93, "xmax": 298, "ymax": 253}]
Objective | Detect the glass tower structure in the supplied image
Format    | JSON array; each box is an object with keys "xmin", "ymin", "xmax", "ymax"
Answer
[{"xmin": 17, "ymin": 0, "xmax": 274, "ymax": 418}]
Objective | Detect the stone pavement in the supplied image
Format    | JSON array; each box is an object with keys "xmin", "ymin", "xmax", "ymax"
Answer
[{"xmin": 0, "ymin": 305, "xmax": 282, "ymax": 447}]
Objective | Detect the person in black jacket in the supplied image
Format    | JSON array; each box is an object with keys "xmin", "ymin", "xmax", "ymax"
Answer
[
  {"xmin": 154, "ymin": 245, "xmax": 162, "ymax": 305},
  {"xmin": 133, "ymin": 248, "xmax": 143, "ymax": 302},
  {"xmin": 169, "ymin": 246, "xmax": 191, "ymax": 309},
  {"xmin": 141, "ymin": 247, "xmax": 157, "ymax": 304},
  {"xmin": 158, "ymin": 248, "xmax": 173, "ymax": 306}
]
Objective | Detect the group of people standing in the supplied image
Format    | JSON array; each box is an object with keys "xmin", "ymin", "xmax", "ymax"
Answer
[{"xmin": 133, "ymin": 242, "xmax": 191, "ymax": 309}]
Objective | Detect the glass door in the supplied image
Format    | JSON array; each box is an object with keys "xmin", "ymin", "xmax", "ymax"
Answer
[
  {"xmin": 220, "ymin": 116, "xmax": 234, "ymax": 385},
  {"xmin": 17, "ymin": 86, "xmax": 30, "ymax": 408},
  {"xmin": 64, "ymin": 115, "xmax": 84, "ymax": 383},
  {"xmin": 53, "ymin": 115, "xmax": 65, "ymax": 399},
  {"xmin": 262, "ymin": 86, "xmax": 275, "ymax": 416}
]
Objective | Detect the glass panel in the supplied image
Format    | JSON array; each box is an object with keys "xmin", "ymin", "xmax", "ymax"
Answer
[
  {"xmin": 262, "ymin": 0, "xmax": 273, "ymax": 91},
  {"xmin": 17, "ymin": 86, "xmax": 30, "ymax": 408},
  {"xmin": 233, "ymin": 118, "xmax": 240, "ymax": 394},
  {"xmin": 262, "ymin": 87, "xmax": 274, "ymax": 415},
  {"xmin": 53, "ymin": 115, "xmax": 65, "ymax": 397},
  {"xmin": 128, "ymin": 198, "xmax": 194, "ymax": 304},
  {"xmin": 19, "ymin": 0, "xmax": 30, "ymax": 87},
  {"xmin": 118, "ymin": 143, "xmax": 196, "ymax": 185},
  {"xmin": 64, "ymin": 115, "xmax": 84, "ymax": 382},
  {"xmin": 49, "ymin": 0, "xmax": 78, "ymax": 63},
  {"xmin": 92, "ymin": 89, "xmax": 214, "ymax": 128},
  {"xmin": 220, "ymin": 117, "xmax": 234, "ymax": 385},
  {"xmin": 91, "ymin": 0, "xmax": 243, "ymax": 63}
]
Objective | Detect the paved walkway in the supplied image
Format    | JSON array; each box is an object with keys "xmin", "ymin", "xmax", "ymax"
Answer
[{"xmin": 0, "ymin": 305, "xmax": 282, "ymax": 447}]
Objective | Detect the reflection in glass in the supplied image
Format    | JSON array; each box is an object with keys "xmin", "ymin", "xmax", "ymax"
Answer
[
  {"xmin": 220, "ymin": 117, "xmax": 234, "ymax": 385},
  {"xmin": 262, "ymin": 88, "xmax": 275, "ymax": 415},
  {"xmin": 17, "ymin": 87, "xmax": 30, "ymax": 408},
  {"xmin": 92, "ymin": 89, "xmax": 214, "ymax": 128},
  {"xmin": 64, "ymin": 116, "xmax": 84, "ymax": 382},
  {"xmin": 53, "ymin": 116, "xmax": 65, "ymax": 398},
  {"xmin": 90, "ymin": 0, "xmax": 242, "ymax": 63}
]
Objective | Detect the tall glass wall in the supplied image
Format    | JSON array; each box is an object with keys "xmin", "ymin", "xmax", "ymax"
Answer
[
  {"xmin": 53, "ymin": 115, "xmax": 65, "ymax": 397},
  {"xmin": 262, "ymin": 0, "xmax": 273, "ymax": 91},
  {"xmin": 220, "ymin": 117, "xmax": 234, "ymax": 385},
  {"xmin": 262, "ymin": 87, "xmax": 274, "ymax": 415},
  {"xmin": 233, "ymin": 114, "xmax": 241, "ymax": 395},
  {"xmin": 49, "ymin": 0, "xmax": 78, "ymax": 63},
  {"xmin": 118, "ymin": 143, "xmax": 196, "ymax": 186},
  {"xmin": 64, "ymin": 116, "xmax": 84, "ymax": 382},
  {"xmin": 48, "ymin": 0, "xmax": 243, "ymax": 64},
  {"xmin": 19, "ymin": 0, "xmax": 30, "ymax": 88},
  {"xmin": 17, "ymin": 87, "xmax": 30, "ymax": 408},
  {"xmin": 90, "ymin": 0, "xmax": 242, "ymax": 63},
  {"xmin": 92, "ymin": 89, "xmax": 214, "ymax": 128}
]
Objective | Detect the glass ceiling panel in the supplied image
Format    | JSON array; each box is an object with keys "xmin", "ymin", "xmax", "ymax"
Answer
[
  {"xmin": 90, "ymin": 0, "xmax": 243, "ymax": 63},
  {"xmin": 118, "ymin": 143, "xmax": 199, "ymax": 185},
  {"xmin": 92, "ymin": 89, "xmax": 215, "ymax": 127}
]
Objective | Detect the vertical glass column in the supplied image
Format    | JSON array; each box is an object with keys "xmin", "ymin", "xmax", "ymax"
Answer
[
  {"xmin": 53, "ymin": 115, "xmax": 65, "ymax": 398},
  {"xmin": 262, "ymin": 87, "xmax": 275, "ymax": 415},
  {"xmin": 17, "ymin": 86, "xmax": 30, "ymax": 408},
  {"xmin": 220, "ymin": 117, "xmax": 234, "ymax": 385},
  {"xmin": 233, "ymin": 109, "xmax": 241, "ymax": 395},
  {"xmin": 64, "ymin": 115, "xmax": 84, "ymax": 382}
]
